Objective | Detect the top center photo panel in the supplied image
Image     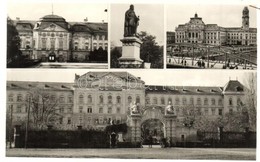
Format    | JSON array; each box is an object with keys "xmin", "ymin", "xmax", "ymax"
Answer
[
  {"xmin": 110, "ymin": 4, "xmax": 164, "ymax": 69},
  {"xmin": 7, "ymin": 2, "xmax": 108, "ymax": 69}
]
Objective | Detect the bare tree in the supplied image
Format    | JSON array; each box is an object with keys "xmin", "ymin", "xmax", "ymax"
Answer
[
  {"xmin": 243, "ymin": 72, "xmax": 257, "ymax": 131},
  {"xmin": 27, "ymin": 88, "xmax": 61, "ymax": 130}
]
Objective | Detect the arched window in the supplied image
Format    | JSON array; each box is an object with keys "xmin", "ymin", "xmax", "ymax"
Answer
[
  {"xmin": 197, "ymin": 98, "xmax": 201, "ymax": 105},
  {"xmin": 153, "ymin": 97, "xmax": 158, "ymax": 104},
  {"xmin": 79, "ymin": 94, "xmax": 84, "ymax": 104},
  {"xmin": 229, "ymin": 98, "xmax": 233, "ymax": 106},
  {"xmin": 17, "ymin": 94, "xmax": 23, "ymax": 102},
  {"xmin": 211, "ymin": 98, "xmax": 216, "ymax": 105},
  {"xmin": 117, "ymin": 96, "xmax": 121, "ymax": 104},
  {"xmin": 108, "ymin": 107, "xmax": 112, "ymax": 113},
  {"xmin": 204, "ymin": 98, "xmax": 208, "ymax": 105},
  {"xmin": 136, "ymin": 96, "xmax": 140, "ymax": 104},
  {"xmin": 99, "ymin": 95, "xmax": 103, "ymax": 103},
  {"xmin": 128, "ymin": 96, "xmax": 132, "ymax": 104},
  {"xmin": 88, "ymin": 95, "xmax": 92, "ymax": 103},
  {"xmin": 108, "ymin": 95, "xmax": 112, "ymax": 104}
]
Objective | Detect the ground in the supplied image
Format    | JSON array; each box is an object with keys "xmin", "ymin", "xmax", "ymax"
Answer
[{"xmin": 6, "ymin": 147, "xmax": 256, "ymax": 160}]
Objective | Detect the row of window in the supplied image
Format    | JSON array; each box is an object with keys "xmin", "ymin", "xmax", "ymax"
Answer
[
  {"xmin": 8, "ymin": 94, "xmax": 73, "ymax": 103},
  {"xmin": 78, "ymin": 95, "xmax": 141, "ymax": 105},
  {"xmin": 78, "ymin": 106, "xmax": 121, "ymax": 114},
  {"xmin": 146, "ymin": 97, "xmax": 224, "ymax": 106}
]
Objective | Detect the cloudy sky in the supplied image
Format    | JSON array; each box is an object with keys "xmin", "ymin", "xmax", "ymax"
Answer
[
  {"xmin": 110, "ymin": 4, "xmax": 164, "ymax": 46},
  {"xmin": 7, "ymin": 2, "xmax": 109, "ymax": 22},
  {"xmin": 7, "ymin": 69, "xmax": 254, "ymax": 87},
  {"xmin": 167, "ymin": 4, "xmax": 257, "ymax": 31}
]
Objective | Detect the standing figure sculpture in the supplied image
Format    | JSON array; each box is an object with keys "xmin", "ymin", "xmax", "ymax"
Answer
[{"xmin": 124, "ymin": 4, "xmax": 139, "ymax": 37}]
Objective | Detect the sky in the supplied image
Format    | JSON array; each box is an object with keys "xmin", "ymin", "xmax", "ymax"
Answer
[
  {"xmin": 6, "ymin": 69, "xmax": 254, "ymax": 87},
  {"xmin": 7, "ymin": 2, "xmax": 109, "ymax": 23},
  {"xmin": 167, "ymin": 4, "xmax": 257, "ymax": 31},
  {"xmin": 110, "ymin": 4, "xmax": 164, "ymax": 46}
]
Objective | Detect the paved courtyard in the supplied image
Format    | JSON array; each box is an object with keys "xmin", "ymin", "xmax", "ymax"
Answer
[{"xmin": 6, "ymin": 147, "xmax": 256, "ymax": 160}]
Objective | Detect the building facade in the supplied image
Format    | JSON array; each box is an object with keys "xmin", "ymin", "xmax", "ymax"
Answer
[
  {"xmin": 174, "ymin": 7, "xmax": 257, "ymax": 46},
  {"xmin": 6, "ymin": 72, "xmax": 245, "ymax": 142},
  {"xmin": 14, "ymin": 15, "xmax": 108, "ymax": 62}
]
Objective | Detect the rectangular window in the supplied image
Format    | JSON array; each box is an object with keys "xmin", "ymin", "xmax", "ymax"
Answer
[
  {"xmin": 50, "ymin": 38, "xmax": 55, "ymax": 49},
  {"xmin": 98, "ymin": 116, "xmax": 103, "ymax": 124},
  {"xmin": 116, "ymin": 107, "xmax": 120, "ymax": 113},
  {"xmin": 87, "ymin": 107, "xmax": 92, "ymax": 113},
  {"xmin": 68, "ymin": 107, "xmax": 72, "ymax": 113},
  {"xmin": 58, "ymin": 38, "xmax": 63, "ymax": 50},
  {"xmin": 79, "ymin": 106, "xmax": 83, "ymax": 113},
  {"xmin": 99, "ymin": 107, "xmax": 103, "ymax": 113},
  {"xmin": 218, "ymin": 109, "xmax": 223, "ymax": 115},
  {"xmin": 211, "ymin": 108, "xmax": 216, "ymax": 115},
  {"xmin": 41, "ymin": 38, "xmax": 47, "ymax": 49},
  {"xmin": 67, "ymin": 117, "xmax": 71, "ymax": 124},
  {"xmin": 17, "ymin": 105, "xmax": 22, "ymax": 113},
  {"xmin": 108, "ymin": 107, "xmax": 112, "ymax": 114}
]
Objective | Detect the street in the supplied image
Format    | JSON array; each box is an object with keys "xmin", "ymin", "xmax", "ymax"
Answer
[{"xmin": 6, "ymin": 147, "xmax": 256, "ymax": 160}]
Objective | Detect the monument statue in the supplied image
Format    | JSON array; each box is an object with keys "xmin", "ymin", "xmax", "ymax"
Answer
[
  {"xmin": 130, "ymin": 101, "xmax": 139, "ymax": 114},
  {"xmin": 166, "ymin": 101, "xmax": 175, "ymax": 114},
  {"xmin": 124, "ymin": 4, "xmax": 139, "ymax": 37}
]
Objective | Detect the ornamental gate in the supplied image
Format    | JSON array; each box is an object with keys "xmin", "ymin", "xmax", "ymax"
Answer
[{"xmin": 127, "ymin": 106, "xmax": 177, "ymax": 143}]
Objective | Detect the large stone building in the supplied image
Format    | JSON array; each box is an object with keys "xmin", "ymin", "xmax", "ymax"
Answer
[
  {"xmin": 14, "ymin": 14, "xmax": 108, "ymax": 62},
  {"xmin": 174, "ymin": 7, "xmax": 257, "ymax": 46},
  {"xmin": 6, "ymin": 72, "xmax": 245, "ymax": 142}
]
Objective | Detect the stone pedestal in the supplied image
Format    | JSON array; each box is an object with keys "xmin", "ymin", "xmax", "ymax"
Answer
[{"xmin": 119, "ymin": 37, "xmax": 143, "ymax": 68}]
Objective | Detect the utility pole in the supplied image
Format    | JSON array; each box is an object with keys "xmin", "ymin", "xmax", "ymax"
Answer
[
  {"xmin": 9, "ymin": 105, "xmax": 13, "ymax": 148},
  {"xmin": 25, "ymin": 97, "xmax": 31, "ymax": 149}
]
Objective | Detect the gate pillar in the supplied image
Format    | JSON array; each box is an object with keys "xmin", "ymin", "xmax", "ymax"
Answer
[{"xmin": 129, "ymin": 114, "xmax": 142, "ymax": 142}]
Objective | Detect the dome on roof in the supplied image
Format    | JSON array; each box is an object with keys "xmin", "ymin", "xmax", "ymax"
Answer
[{"xmin": 40, "ymin": 14, "xmax": 66, "ymax": 22}]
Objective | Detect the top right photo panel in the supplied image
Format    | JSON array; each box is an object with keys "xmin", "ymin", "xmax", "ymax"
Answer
[{"xmin": 166, "ymin": 5, "xmax": 257, "ymax": 69}]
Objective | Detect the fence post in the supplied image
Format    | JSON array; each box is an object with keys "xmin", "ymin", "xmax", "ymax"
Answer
[
  {"xmin": 13, "ymin": 125, "xmax": 21, "ymax": 148},
  {"xmin": 218, "ymin": 126, "xmax": 223, "ymax": 144}
]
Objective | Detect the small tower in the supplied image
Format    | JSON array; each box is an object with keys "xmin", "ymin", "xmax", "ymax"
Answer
[{"xmin": 242, "ymin": 6, "xmax": 249, "ymax": 30}]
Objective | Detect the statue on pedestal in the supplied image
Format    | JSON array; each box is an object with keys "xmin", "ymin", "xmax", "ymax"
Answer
[
  {"xmin": 130, "ymin": 101, "xmax": 139, "ymax": 114},
  {"xmin": 124, "ymin": 4, "xmax": 139, "ymax": 37},
  {"xmin": 166, "ymin": 101, "xmax": 175, "ymax": 114}
]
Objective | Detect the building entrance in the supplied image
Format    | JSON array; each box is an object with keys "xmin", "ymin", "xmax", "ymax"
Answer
[{"xmin": 141, "ymin": 119, "xmax": 164, "ymax": 145}]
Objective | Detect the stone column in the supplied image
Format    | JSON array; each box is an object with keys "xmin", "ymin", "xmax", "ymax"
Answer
[{"xmin": 129, "ymin": 114, "xmax": 142, "ymax": 143}]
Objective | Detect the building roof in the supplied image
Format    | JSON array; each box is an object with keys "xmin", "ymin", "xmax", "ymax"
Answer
[
  {"xmin": 40, "ymin": 14, "xmax": 66, "ymax": 22},
  {"xmin": 7, "ymin": 81, "xmax": 74, "ymax": 91},
  {"xmin": 146, "ymin": 85, "xmax": 222, "ymax": 95},
  {"xmin": 223, "ymin": 80, "xmax": 244, "ymax": 92},
  {"xmin": 76, "ymin": 71, "xmax": 144, "ymax": 84}
]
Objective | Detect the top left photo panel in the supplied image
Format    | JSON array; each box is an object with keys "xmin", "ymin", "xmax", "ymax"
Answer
[{"xmin": 7, "ymin": 2, "xmax": 108, "ymax": 69}]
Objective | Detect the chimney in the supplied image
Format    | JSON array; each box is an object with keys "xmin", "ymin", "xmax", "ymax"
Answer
[
  {"xmin": 84, "ymin": 17, "xmax": 88, "ymax": 22},
  {"xmin": 102, "ymin": 20, "xmax": 104, "ymax": 23},
  {"xmin": 16, "ymin": 17, "xmax": 20, "ymax": 21}
]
